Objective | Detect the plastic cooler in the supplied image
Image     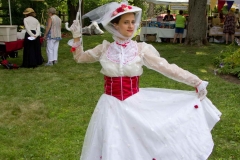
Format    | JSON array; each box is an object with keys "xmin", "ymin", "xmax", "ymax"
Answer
[{"xmin": 0, "ymin": 25, "xmax": 17, "ymax": 42}]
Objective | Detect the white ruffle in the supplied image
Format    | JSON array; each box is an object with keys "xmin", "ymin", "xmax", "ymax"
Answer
[
  {"xmin": 67, "ymin": 39, "xmax": 81, "ymax": 48},
  {"xmin": 107, "ymin": 40, "xmax": 138, "ymax": 65},
  {"xmin": 80, "ymin": 88, "xmax": 221, "ymax": 160}
]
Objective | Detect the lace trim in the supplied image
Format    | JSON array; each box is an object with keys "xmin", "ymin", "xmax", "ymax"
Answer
[{"xmin": 107, "ymin": 40, "xmax": 138, "ymax": 65}]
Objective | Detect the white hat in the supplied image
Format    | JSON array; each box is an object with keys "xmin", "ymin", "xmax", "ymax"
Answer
[{"xmin": 83, "ymin": 1, "xmax": 142, "ymax": 39}]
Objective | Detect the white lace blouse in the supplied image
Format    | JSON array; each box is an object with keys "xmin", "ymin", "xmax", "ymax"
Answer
[
  {"xmin": 23, "ymin": 16, "xmax": 41, "ymax": 37},
  {"xmin": 72, "ymin": 39, "xmax": 202, "ymax": 87}
]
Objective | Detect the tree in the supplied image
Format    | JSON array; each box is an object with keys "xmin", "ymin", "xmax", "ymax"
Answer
[
  {"xmin": 67, "ymin": 0, "xmax": 80, "ymax": 25},
  {"xmin": 1, "ymin": 0, "xmax": 67, "ymax": 26},
  {"xmin": 147, "ymin": 2, "xmax": 155, "ymax": 18},
  {"xmin": 3, "ymin": 0, "xmax": 148, "ymax": 28},
  {"xmin": 1, "ymin": 0, "xmax": 44, "ymax": 25},
  {"xmin": 67, "ymin": 0, "xmax": 115, "ymax": 26},
  {"xmin": 185, "ymin": 0, "xmax": 208, "ymax": 46},
  {"xmin": 129, "ymin": 0, "xmax": 148, "ymax": 19}
]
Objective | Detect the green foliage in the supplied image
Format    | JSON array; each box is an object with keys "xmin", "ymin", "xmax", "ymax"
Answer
[
  {"xmin": 3, "ymin": 0, "xmax": 148, "ymax": 28},
  {"xmin": 154, "ymin": 5, "xmax": 166, "ymax": 15},
  {"xmin": 45, "ymin": 0, "xmax": 68, "ymax": 12},
  {"xmin": 2, "ymin": 0, "xmax": 68, "ymax": 26},
  {"xmin": 211, "ymin": 5, "xmax": 228, "ymax": 14},
  {"xmin": 128, "ymin": 0, "xmax": 148, "ymax": 19},
  {"xmin": 214, "ymin": 44, "xmax": 240, "ymax": 79},
  {"xmin": 2, "ymin": 0, "xmax": 47, "ymax": 25}
]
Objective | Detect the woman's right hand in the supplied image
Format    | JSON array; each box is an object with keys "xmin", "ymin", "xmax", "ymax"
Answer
[{"xmin": 196, "ymin": 81, "xmax": 208, "ymax": 100}]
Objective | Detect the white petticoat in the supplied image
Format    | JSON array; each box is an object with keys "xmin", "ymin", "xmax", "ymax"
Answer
[{"xmin": 80, "ymin": 88, "xmax": 221, "ymax": 160}]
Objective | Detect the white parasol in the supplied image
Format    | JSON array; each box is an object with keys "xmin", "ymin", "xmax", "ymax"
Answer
[{"xmin": 65, "ymin": 0, "xmax": 83, "ymax": 49}]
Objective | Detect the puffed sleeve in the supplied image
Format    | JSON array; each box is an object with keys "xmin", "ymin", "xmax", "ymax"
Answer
[
  {"xmin": 139, "ymin": 42, "xmax": 202, "ymax": 87},
  {"xmin": 72, "ymin": 40, "xmax": 110, "ymax": 63}
]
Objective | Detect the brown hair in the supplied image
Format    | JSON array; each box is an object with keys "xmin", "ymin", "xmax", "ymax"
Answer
[
  {"xmin": 26, "ymin": 12, "xmax": 36, "ymax": 17},
  {"xmin": 110, "ymin": 12, "xmax": 135, "ymax": 24},
  {"xmin": 48, "ymin": 7, "xmax": 56, "ymax": 14}
]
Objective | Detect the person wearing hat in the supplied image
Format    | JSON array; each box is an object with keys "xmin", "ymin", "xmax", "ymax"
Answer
[
  {"xmin": 67, "ymin": 1, "xmax": 221, "ymax": 160},
  {"xmin": 21, "ymin": 8, "xmax": 43, "ymax": 68},
  {"xmin": 43, "ymin": 7, "xmax": 62, "ymax": 66}
]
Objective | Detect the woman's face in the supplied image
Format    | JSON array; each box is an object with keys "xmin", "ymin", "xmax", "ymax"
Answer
[
  {"xmin": 47, "ymin": 12, "xmax": 52, "ymax": 17},
  {"xmin": 114, "ymin": 13, "xmax": 135, "ymax": 38}
]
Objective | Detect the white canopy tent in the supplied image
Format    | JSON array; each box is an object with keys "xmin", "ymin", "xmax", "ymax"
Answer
[
  {"xmin": 145, "ymin": 0, "xmax": 188, "ymax": 5},
  {"xmin": 146, "ymin": 0, "xmax": 240, "ymax": 5}
]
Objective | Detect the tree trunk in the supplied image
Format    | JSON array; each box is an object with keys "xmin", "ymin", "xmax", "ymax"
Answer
[
  {"xmin": 147, "ymin": 2, "xmax": 155, "ymax": 18},
  {"xmin": 185, "ymin": 0, "xmax": 208, "ymax": 46},
  {"xmin": 67, "ymin": 0, "xmax": 84, "ymax": 25}
]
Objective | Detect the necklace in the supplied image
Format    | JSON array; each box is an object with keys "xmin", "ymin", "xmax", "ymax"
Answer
[{"xmin": 116, "ymin": 41, "xmax": 130, "ymax": 48}]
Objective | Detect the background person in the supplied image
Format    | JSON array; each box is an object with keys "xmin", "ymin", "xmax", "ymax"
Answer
[
  {"xmin": 21, "ymin": 8, "xmax": 43, "ymax": 68},
  {"xmin": 173, "ymin": 10, "xmax": 186, "ymax": 43},
  {"xmin": 223, "ymin": 8, "xmax": 236, "ymax": 44},
  {"xmin": 163, "ymin": 10, "xmax": 174, "ymax": 21},
  {"xmin": 219, "ymin": 10, "xmax": 225, "ymax": 23},
  {"xmin": 43, "ymin": 7, "xmax": 62, "ymax": 66},
  {"xmin": 68, "ymin": 2, "xmax": 221, "ymax": 160},
  {"xmin": 235, "ymin": 9, "xmax": 240, "ymax": 28}
]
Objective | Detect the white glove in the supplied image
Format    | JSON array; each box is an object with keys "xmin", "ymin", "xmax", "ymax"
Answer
[
  {"xmin": 196, "ymin": 81, "xmax": 208, "ymax": 100},
  {"xmin": 69, "ymin": 20, "xmax": 82, "ymax": 38}
]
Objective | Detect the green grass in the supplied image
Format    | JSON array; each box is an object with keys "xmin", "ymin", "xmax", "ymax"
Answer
[{"xmin": 0, "ymin": 33, "xmax": 240, "ymax": 159}]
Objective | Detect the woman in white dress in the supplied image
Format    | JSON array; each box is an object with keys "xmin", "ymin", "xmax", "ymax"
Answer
[{"xmin": 68, "ymin": 2, "xmax": 221, "ymax": 160}]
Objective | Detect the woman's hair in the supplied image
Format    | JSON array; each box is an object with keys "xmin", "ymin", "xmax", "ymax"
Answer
[
  {"xmin": 26, "ymin": 12, "xmax": 36, "ymax": 17},
  {"xmin": 110, "ymin": 12, "xmax": 135, "ymax": 24},
  {"xmin": 111, "ymin": 15, "xmax": 121, "ymax": 24},
  {"xmin": 48, "ymin": 7, "xmax": 56, "ymax": 14},
  {"xmin": 179, "ymin": 10, "xmax": 183, "ymax": 15}
]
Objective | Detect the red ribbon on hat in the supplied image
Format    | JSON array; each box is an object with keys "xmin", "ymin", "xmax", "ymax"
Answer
[{"xmin": 112, "ymin": 4, "xmax": 132, "ymax": 17}]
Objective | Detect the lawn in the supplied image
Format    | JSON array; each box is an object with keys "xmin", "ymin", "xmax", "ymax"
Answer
[{"xmin": 0, "ymin": 32, "xmax": 239, "ymax": 159}]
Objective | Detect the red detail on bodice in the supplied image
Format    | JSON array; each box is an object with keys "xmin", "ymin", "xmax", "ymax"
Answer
[
  {"xmin": 104, "ymin": 76, "xmax": 139, "ymax": 101},
  {"xmin": 116, "ymin": 41, "xmax": 130, "ymax": 48}
]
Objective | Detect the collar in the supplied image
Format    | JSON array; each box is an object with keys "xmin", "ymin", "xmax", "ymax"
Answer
[{"xmin": 116, "ymin": 41, "xmax": 130, "ymax": 48}]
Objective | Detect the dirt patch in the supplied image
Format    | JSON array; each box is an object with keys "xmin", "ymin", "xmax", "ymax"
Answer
[{"xmin": 219, "ymin": 74, "xmax": 240, "ymax": 84}]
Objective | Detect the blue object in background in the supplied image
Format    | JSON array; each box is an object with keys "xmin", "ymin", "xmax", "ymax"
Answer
[{"xmin": 148, "ymin": 21, "xmax": 161, "ymax": 28}]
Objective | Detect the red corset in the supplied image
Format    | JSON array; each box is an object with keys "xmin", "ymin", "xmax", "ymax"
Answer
[{"xmin": 104, "ymin": 76, "xmax": 140, "ymax": 101}]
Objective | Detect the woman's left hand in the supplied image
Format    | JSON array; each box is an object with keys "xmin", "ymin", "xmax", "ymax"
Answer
[{"xmin": 196, "ymin": 81, "xmax": 208, "ymax": 100}]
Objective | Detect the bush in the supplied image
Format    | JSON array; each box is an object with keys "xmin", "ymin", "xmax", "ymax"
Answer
[{"xmin": 214, "ymin": 44, "xmax": 240, "ymax": 79}]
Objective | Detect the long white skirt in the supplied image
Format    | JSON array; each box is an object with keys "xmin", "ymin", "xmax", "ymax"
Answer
[{"xmin": 80, "ymin": 88, "xmax": 221, "ymax": 160}]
